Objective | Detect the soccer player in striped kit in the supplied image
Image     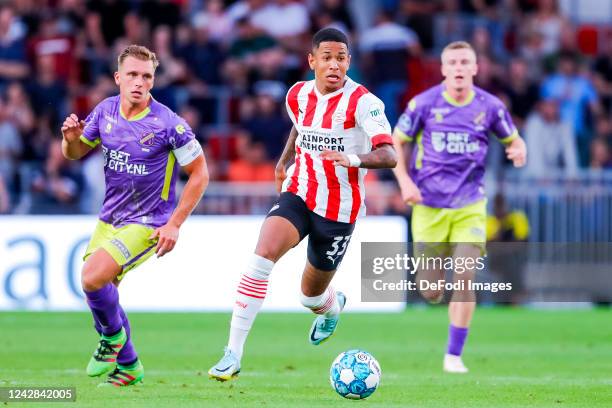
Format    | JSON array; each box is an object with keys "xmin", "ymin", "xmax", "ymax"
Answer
[
  {"xmin": 209, "ymin": 28, "xmax": 397, "ymax": 381},
  {"xmin": 392, "ymin": 41, "xmax": 527, "ymax": 373}
]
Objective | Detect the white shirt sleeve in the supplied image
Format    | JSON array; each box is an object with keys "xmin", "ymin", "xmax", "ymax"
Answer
[
  {"xmin": 356, "ymin": 93, "xmax": 393, "ymax": 147},
  {"xmin": 172, "ymin": 139, "xmax": 203, "ymax": 166}
]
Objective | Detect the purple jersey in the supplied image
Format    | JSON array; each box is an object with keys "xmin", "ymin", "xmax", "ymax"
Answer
[
  {"xmin": 395, "ymin": 84, "xmax": 518, "ymax": 208},
  {"xmin": 80, "ymin": 95, "xmax": 201, "ymax": 227}
]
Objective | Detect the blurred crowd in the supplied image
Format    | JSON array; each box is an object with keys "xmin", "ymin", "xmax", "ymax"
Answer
[{"xmin": 0, "ymin": 0, "xmax": 610, "ymax": 215}]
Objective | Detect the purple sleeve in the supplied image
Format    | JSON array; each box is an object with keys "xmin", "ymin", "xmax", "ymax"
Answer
[
  {"xmin": 488, "ymin": 99, "xmax": 518, "ymax": 144},
  {"xmin": 394, "ymin": 97, "xmax": 425, "ymax": 142},
  {"xmin": 80, "ymin": 105, "xmax": 102, "ymax": 147},
  {"xmin": 166, "ymin": 113, "xmax": 196, "ymax": 150}
]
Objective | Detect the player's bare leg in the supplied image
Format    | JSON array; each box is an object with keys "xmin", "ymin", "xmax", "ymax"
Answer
[
  {"xmin": 82, "ymin": 250, "xmax": 143, "ymax": 386},
  {"xmin": 300, "ymin": 262, "xmax": 346, "ymax": 345},
  {"xmin": 444, "ymin": 243, "xmax": 478, "ymax": 374},
  {"xmin": 209, "ymin": 216, "xmax": 300, "ymax": 381}
]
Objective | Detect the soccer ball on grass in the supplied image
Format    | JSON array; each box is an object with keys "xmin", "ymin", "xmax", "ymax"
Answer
[{"xmin": 329, "ymin": 349, "xmax": 381, "ymax": 399}]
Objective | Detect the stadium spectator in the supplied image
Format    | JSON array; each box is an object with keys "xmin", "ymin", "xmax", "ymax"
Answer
[
  {"xmin": 138, "ymin": 0, "xmax": 181, "ymax": 31},
  {"xmin": 0, "ymin": 3, "xmax": 29, "ymax": 90},
  {"xmin": 592, "ymin": 32, "xmax": 612, "ymax": 114},
  {"xmin": 359, "ymin": 10, "xmax": 421, "ymax": 124},
  {"xmin": 87, "ymin": 0, "xmax": 129, "ymax": 47},
  {"xmin": 227, "ymin": 137, "xmax": 275, "ymax": 182},
  {"xmin": 176, "ymin": 21, "xmax": 225, "ymax": 89},
  {"xmin": 190, "ymin": 0, "xmax": 233, "ymax": 45},
  {"xmin": 241, "ymin": 81, "xmax": 291, "ymax": 160},
  {"xmin": 525, "ymin": 0, "xmax": 570, "ymax": 56},
  {"xmin": 0, "ymin": 96, "xmax": 22, "ymax": 193},
  {"xmin": 0, "ymin": 172, "xmax": 9, "ymax": 213},
  {"xmin": 590, "ymin": 138, "xmax": 612, "ymax": 170},
  {"xmin": 541, "ymin": 51, "xmax": 601, "ymax": 166},
  {"xmin": 250, "ymin": 0, "xmax": 310, "ymax": 41},
  {"xmin": 31, "ymin": 139, "xmax": 83, "ymax": 213},
  {"xmin": 27, "ymin": 54, "xmax": 68, "ymax": 124},
  {"xmin": 524, "ymin": 98, "xmax": 578, "ymax": 177},
  {"xmin": 4, "ymin": 81, "xmax": 35, "ymax": 135},
  {"xmin": 502, "ymin": 57, "xmax": 540, "ymax": 130},
  {"xmin": 473, "ymin": 53, "xmax": 503, "ymax": 95},
  {"xmin": 27, "ymin": 11, "xmax": 75, "ymax": 83},
  {"xmin": 397, "ymin": 0, "xmax": 436, "ymax": 52},
  {"xmin": 318, "ymin": 0, "xmax": 355, "ymax": 33}
]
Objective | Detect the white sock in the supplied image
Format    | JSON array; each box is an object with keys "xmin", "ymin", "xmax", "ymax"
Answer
[
  {"xmin": 300, "ymin": 286, "xmax": 340, "ymax": 318},
  {"xmin": 228, "ymin": 254, "xmax": 274, "ymax": 360}
]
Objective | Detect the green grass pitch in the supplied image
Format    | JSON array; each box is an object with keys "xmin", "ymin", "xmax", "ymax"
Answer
[{"xmin": 0, "ymin": 308, "xmax": 610, "ymax": 407}]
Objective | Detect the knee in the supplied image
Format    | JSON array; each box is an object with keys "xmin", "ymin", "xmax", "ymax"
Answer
[
  {"xmin": 419, "ymin": 288, "xmax": 445, "ymax": 304},
  {"xmin": 81, "ymin": 262, "xmax": 107, "ymax": 292},
  {"xmin": 254, "ymin": 244, "xmax": 283, "ymax": 263}
]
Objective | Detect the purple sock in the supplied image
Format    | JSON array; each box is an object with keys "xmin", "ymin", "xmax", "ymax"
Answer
[
  {"xmin": 85, "ymin": 283, "xmax": 123, "ymax": 336},
  {"xmin": 117, "ymin": 306, "xmax": 138, "ymax": 365},
  {"xmin": 92, "ymin": 305, "xmax": 138, "ymax": 365},
  {"xmin": 447, "ymin": 324, "xmax": 469, "ymax": 356}
]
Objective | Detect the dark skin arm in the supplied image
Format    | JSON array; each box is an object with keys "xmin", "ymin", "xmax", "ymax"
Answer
[
  {"xmin": 274, "ymin": 126, "xmax": 298, "ymax": 193},
  {"xmin": 320, "ymin": 143, "xmax": 397, "ymax": 169}
]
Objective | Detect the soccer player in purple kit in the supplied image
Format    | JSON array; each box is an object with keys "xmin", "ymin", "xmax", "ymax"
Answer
[
  {"xmin": 61, "ymin": 45, "xmax": 209, "ymax": 386},
  {"xmin": 392, "ymin": 41, "xmax": 527, "ymax": 373}
]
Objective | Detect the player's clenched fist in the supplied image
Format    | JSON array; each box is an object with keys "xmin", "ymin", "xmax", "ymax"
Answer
[
  {"xmin": 400, "ymin": 179, "xmax": 423, "ymax": 206},
  {"xmin": 61, "ymin": 113, "xmax": 86, "ymax": 142},
  {"xmin": 505, "ymin": 137, "xmax": 527, "ymax": 168},
  {"xmin": 320, "ymin": 150, "xmax": 350, "ymax": 167}
]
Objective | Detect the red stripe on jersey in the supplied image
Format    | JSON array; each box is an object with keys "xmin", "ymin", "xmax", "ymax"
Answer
[
  {"xmin": 371, "ymin": 133, "xmax": 393, "ymax": 148},
  {"xmin": 287, "ymin": 82, "xmax": 305, "ymax": 123},
  {"xmin": 321, "ymin": 93, "xmax": 344, "ymax": 129},
  {"xmin": 302, "ymin": 89, "xmax": 318, "ymax": 126},
  {"xmin": 344, "ymin": 86, "xmax": 369, "ymax": 129},
  {"xmin": 348, "ymin": 167, "xmax": 361, "ymax": 223},
  {"xmin": 304, "ymin": 153, "xmax": 318, "ymax": 210},
  {"xmin": 323, "ymin": 159, "xmax": 341, "ymax": 221},
  {"xmin": 287, "ymin": 146, "xmax": 302, "ymax": 194}
]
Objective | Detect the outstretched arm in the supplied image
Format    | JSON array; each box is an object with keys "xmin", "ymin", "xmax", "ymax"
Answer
[
  {"xmin": 150, "ymin": 154, "xmax": 209, "ymax": 257},
  {"xmin": 320, "ymin": 144, "xmax": 397, "ymax": 169},
  {"xmin": 274, "ymin": 126, "xmax": 298, "ymax": 193}
]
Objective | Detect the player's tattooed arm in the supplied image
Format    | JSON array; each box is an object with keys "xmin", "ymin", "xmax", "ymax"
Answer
[
  {"xmin": 275, "ymin": 126, "xmax": 298, "ymax": 193},
  {"xmin": 320, "ymin": 144, "xmax": 397, "ymax": 169}
]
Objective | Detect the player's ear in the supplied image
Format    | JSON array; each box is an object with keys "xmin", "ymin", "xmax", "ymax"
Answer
[
  {"xmin": 346, "ymin": 54, "xmax": 351, "ymax": 69},
  {"xmin": 113, "ymin": 71, "xmax": 120, "ymax": 86},
  {"xmin": 308, "ymin": 52, "xmax": 315, "ymax": 70}
]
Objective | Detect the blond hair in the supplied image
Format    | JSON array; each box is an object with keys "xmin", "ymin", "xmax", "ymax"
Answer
[
  {"xmin": 441, "ymin": 41, "xmax": 476, "ymax": 61},
  {"xmin": 117, "ymin": 44, "xmax": 159, "ymax": 70}
]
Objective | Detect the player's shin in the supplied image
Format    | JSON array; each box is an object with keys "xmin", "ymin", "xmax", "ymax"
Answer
[
  {"xmin": 228, "ymin": 254, "xmax": 274, "ymax": 359},
  {"xmin": 85, "ymin": 283, "xmax": 123, "ymax": 336}
]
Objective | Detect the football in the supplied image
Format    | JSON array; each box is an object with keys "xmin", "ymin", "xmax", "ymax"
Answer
[{"xmin": 329, "ymin": 349, "xmax": 381, "ymax": 399}]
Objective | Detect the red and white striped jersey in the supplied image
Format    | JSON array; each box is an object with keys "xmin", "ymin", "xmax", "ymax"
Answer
[{"xmin": 282, "ymin": 77, "xmax": 393, "ymax": 223}]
